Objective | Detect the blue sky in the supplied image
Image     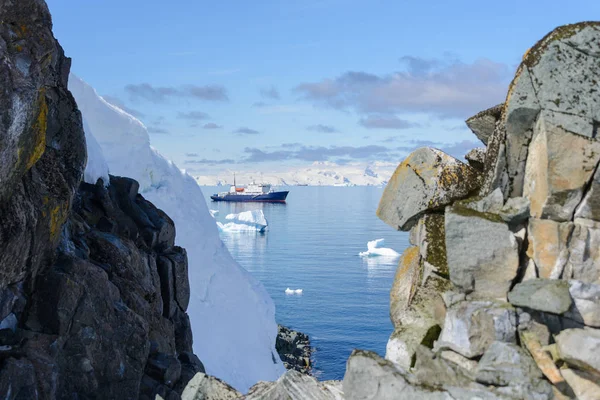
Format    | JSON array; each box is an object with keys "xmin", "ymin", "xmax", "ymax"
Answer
[{"xmin": 46, "ymin": 0, "xmax": 600, "ymax": 174}]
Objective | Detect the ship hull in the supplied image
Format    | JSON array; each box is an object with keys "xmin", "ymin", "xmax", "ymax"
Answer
[{"xmin": 210, "ymin": 191, "xmax": 289, "ymax": 203}]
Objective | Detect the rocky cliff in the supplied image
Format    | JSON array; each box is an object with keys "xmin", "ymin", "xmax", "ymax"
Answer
[
  {"xmin": 363, "ymin": 21, "xmax": 600, "ymax": 400},
  {"xmin": 0, "ymin": 1, "xmax": 202, "ymax": 398}
]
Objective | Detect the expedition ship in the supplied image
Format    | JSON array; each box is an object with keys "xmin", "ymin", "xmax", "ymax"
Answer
[{"xmin": 210, "ymin": 177, "xmax": 289, "ymax": 203}]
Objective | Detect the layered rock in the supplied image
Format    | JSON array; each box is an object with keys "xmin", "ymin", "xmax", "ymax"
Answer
[{"xmin": 368, "ymin": 21, "xmax": 600, "ymax": 400}]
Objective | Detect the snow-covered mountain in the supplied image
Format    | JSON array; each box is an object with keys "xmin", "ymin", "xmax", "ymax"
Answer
[
  {"xmin": 193, "ymin": 161, "xmax": 396, "ymax": 187},
  {"xmin": 69, "ymin": 75, "xmax": 285, "ymax": 392}
]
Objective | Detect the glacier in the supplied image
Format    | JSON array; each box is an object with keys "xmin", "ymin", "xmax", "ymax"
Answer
[
  {"xmin": 69, "ymin": 75, "xmax": 285, "ymax": 392},
  {"xmin": 359, "ymin": 239, "xmax": 401, "ymax": 259}
]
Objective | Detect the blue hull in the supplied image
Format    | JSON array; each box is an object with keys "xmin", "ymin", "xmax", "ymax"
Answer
[{"xmin": 210, "ymin": 191, "xmax": 289, "ymax": 203}]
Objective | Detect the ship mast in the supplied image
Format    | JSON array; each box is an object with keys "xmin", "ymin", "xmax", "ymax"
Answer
[{"xmin": 234, "ymin": 172, "xmax": 236, "ymax": 188}]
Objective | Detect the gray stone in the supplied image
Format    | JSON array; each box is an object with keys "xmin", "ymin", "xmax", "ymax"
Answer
[
  {"xmin": 412, "ymin": 345, "xmax": 473, "ymax": 388},
  {"xmin": 466, "ymin": 104, "xmax": 503, "ymax": 145},
  {"xmin": 508, "ymin": 279, "xmax": 572, "ymax": 314},
  {"xmin": 445, "ymin": 205, "xmax": 519, "ymax": 299},
  {"xmin": 377, "ymin": 147, "xmax": 480, "ymax": 231},
  {"xmin": 409, "ymin": 214, "xmax": 448, "ymax": 276},
  {"xmin": 575, "ymin": 165, "xmax": 600, "ymax": 221},
  {"xmin": 475, "ymin": 341, "xmax": 543, "ymax": 386},
  {"xmin": 555, "ymin": 328, "xmax": 600, "ymax": 377},
  {"xmin": 343, "ymin": 350, "xmax": 502, "ymax": 400},
  {"xmin": 561, "ymin": 369, "xmax": 600, "ymax": 400},
  {"xmin": 181, "ymin": 373, "xmax": 241, "ymax": 400},
  {"xmin": 435, "ymin": 301, "xmax": 517, "ymax": 358},
  {"xmin": 498, "ymin": 197, "xmax": 530, "ymax": 226},
  {"xmin": 564, "ymin": 218, "xmax": 600, "ymax": 284},
  {"xmin": 246, "ymin": 370, "xmax": 343, "ymax": 400},
  {"xmin": 566, "ymin": 280, "xmax": 600, "ymax": 327}
]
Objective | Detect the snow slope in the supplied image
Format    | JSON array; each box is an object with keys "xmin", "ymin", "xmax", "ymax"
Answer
[{"xmin": 69, "ymin": 75, "xmax": 285, "ymax": 391}]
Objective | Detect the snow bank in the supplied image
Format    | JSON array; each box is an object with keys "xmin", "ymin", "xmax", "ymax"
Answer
[
  {"xmin": 69, "ymin": 75, "xmax": 285, "ymax": 392},
  {"xmin": 222, "ymin": 210, "xmax": 268, "ymax": 232},
  {"xmin": 359, "ymin": 239, "xmax": 401, "ymax": 259},
  {"xmin": 82, "ymin": 119, "xmax": 110, "ymax": 186}
]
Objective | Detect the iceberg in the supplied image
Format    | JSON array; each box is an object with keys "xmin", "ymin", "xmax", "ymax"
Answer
[
  {"xmin": 359, "ymin": 239, "xmax": 401, "ymax": 259},
  {"xmin": 221, "ymin": 210, "xmax": 269, "ymax": 233},
  {"xmin": 209, "ymin": 209, "xmax": 219, "ymax": 218},
  {"xmin": 69, "ymin": 75, "xmax": 285, "ymax": 392},
  {"xmin": 285, "ymin": 288, "xmax": 303, "ymax": 295}
]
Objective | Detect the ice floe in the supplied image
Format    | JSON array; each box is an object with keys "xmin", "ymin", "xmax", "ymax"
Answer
[
  {"xmin": 209, "ymin": 209, "xmax": 219, "ymax": 218},
  {"xmin": 285, "ymin": 288, "xmax": 303, "ymax": 295},
  {"xmin": 359, "ymin": 239, "xmax": 400, "ymax": 259},
  {"xmin": 218, "ymin": 210, "xmax": 269, "ymax": 233}
]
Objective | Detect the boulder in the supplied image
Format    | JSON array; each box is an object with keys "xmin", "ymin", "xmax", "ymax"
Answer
[
  {"xmin": 465, "ymin": 104, "xmax": 503, "ymax": 146},
  {"xmin": 561, "ymin": 369, "xmax": 600, "ymax": 400},
  {"xmin": 526, "ymin": 218, "xmax": 573, "ymax": 279},
  {"xmin": 555, "ymin": 328, "xmax": 600, "ymax": 377},
  {"xmin": 181, "ymin": 373, "xmax": 241, "ymax": 400},
  {"xmin": 445, "ymin": 205, "xmax": 519, "ymax": 299},
  {"xmin": 435, "ymin": 301, "xmax": 517, "ymax": 358},
  {"xmin": 508, "ymin": 279, "xmax": 572, "ymax": 314},
  {"xmin": 494, "ymin": 22, "xmax": 600, "ymax": 199},
  {"xmin": 519, "ymin": 330, "xmax": 564, "ymax": 386},
  {"xmin": 377, "ymin": 147, "xmax": 480, "ymax": 231},
  {"xmin": 563, "ymin": 219, "xmax": 600, "ymax": 284},
  {"xmin": 523, "ymin": 115, "xmax": 600, "ymax": 221},
  {"xmin": 275, "ymin": 325, "xmax": 313, "ymax": 374},
  {"xmin": 566, "ymin": 280, "xmax": 600, "ymax": 327},
  {"xmin": 246, "ymin": 370, "xmax": 343, "ymax": 400},
  {"xmin": 465, "ymin": 148, "xmax": 486, "ymax": 171},
  {"xmin": 475, "ymin": 341, "xmax": 543, "ymax": 387},
  {"xmin": 387, "ymin": 246, "xmax": 450, "ymax": 368}
]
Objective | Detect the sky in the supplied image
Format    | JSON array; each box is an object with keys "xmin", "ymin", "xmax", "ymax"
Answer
[{"xmin": 46, "ymin": 0, "xmax": 600, "ymax": 177}]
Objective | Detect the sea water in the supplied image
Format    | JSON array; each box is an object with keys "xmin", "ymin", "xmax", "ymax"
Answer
[{"xmin": 203, "ymin": 186, "xmax": 410, "ymax": 380}]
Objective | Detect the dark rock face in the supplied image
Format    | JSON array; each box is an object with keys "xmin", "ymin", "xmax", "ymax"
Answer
[
  {"xmin": 276, "ymin": 325, "xmax": 312, "ymax": 374},
  {"xmin": 0, "ymin": 0, "xmax": 86, "ymax": 290},
  {"xmin": 0, "ymin": 1, "xmax": 203, "ymax": 398},
  {"xmin": 0, "ymin": 177, "xmax": 203, "ymax": 399}
]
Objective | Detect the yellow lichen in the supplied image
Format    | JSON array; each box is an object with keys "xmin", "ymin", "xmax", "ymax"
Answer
[
  {"xmin": 26, "ymin": 89, "xmax": 47, "ymax": 170},
  {"xmin": 49, "ymin": 202, "xmax": 68, "ymax": 241}
]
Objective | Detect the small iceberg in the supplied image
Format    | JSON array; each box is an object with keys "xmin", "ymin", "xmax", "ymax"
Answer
[
  {"xmin": 359, "ymin": 239, "xmax": 400, "ymax": 259},
  {"xmin": 217, "ymin": 210, "xmax": 268, "ymax": 233},
  {"xmin": 285, "ymin": 288, "xmax": 303, "ymax": 295},
  {"xmin": 209, "ymin": 209, "xmax": 219, "ymax": 218}
]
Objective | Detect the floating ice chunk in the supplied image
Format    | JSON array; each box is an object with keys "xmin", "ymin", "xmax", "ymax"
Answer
[
  {"xmin": 209, "ymin": 209, "xmax": 219, "ymax": 218},
  {"xmin": 285, "ymin": 288, "xmax": 303, "ymax": 295},
  {"xmin": 222, "ymin": 210, "xmax": 268, "ymax": 232},
  {"xmin": 217, "ymin": 220, "xmax": 267, "ymax": 233},
  {"xmin": 359, "ymin": 239, "xmax": 400, "ymax": 259}
]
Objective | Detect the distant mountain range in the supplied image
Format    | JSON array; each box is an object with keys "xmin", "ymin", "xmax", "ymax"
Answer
[{"xmin": 191, "ymin": 161, "xmax": 397, "ymax": 187}]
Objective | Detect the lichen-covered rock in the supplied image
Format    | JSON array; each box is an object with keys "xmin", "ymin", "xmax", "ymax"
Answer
[
  {"xmin": 377, "ymin": 147, "xmax": 480, "ymax": 231},
  {"xmin": 523, "ymin": 116, "xmax": 600, "ymax": 221},
  {"xmin": 409, "ymin": 214, "xmax": 448, "ymax": 276},
  {"xmin": 435, "ymin": 301, "xmax": 517, "ymax": 359},
  {"xmin": 445, "ymin": 205, "xmax": 519, "ymax": 299},
  {"xmin": 555, "ymin": 328, "xmax": 600, "ymax": 377},
  {"xmin": 246, "ymin": 370, "xmax": 343, "ymax": 400},
  {"xmin": 0, "ymin": 0, "xmax": 86, "ymax": 288},
  {"xmin": 466, "ymin": 104, "xmax": 503, "ymax": 146},
  {"xmin": 465, "ymin": 147, "xmax": 486, "ymax": 171},
  {"xmin": 386, "ymin": 246, "xmax": 450, "ymax": 368},
  {"xmin": 508, "ymin": 279, "xmax": 572, "ymax": 314},
  {"xmin": 526, "ymin": 218, "xmax": 573, "ymax": 279}
]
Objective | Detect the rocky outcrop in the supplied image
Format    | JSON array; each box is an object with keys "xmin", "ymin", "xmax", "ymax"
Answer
[
  {"xmin": 368, "ymin": 21, "xmax": 600, "ymax": 400},
  {"xmin": 0, "ymin": 1, "xmax": 203, "ymax": 398},
  {"xmin": 275, "ymin": 325, "xmax": 312, "ymax": 374}
]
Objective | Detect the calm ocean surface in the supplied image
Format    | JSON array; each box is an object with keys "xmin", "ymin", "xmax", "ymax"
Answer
[{"xmin": 202, "ymin": 186, "xmax": 410, "ymax": 380}]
